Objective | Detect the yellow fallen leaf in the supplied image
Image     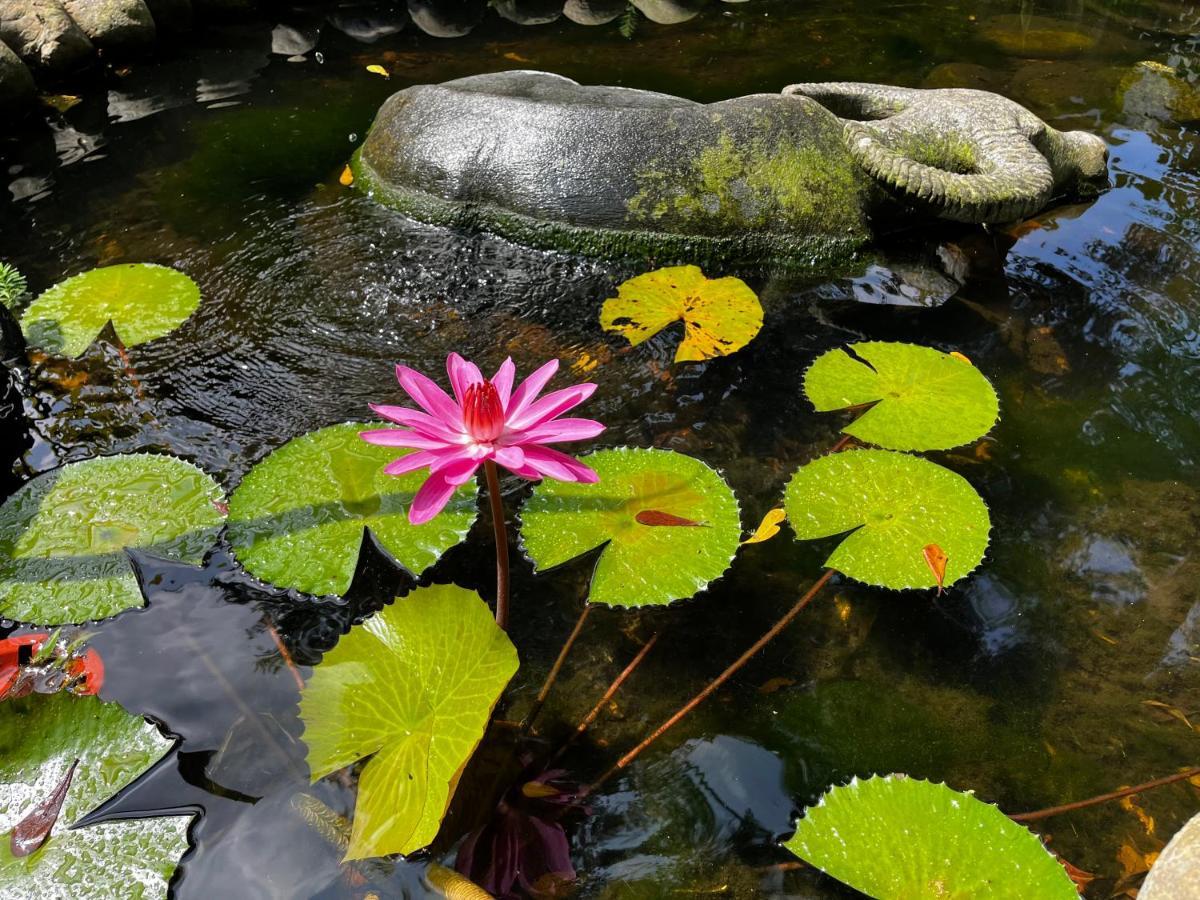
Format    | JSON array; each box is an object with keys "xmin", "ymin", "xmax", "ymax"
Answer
[
  {"xmin": 41, "ymin": 94, "xmax": 82, "ymax": 113},
  {"xmin": 1119, "ymin": 795, "xmax": 1156, "ymax": 836},
  {"xmin": 1142, "ymin": 699, "xmax": 1195, "ymax": 730},
  {"xmin": 1116, "ymin": 842, "xmax": 1154, "ymax": 879},
  {"xmin": 743, "ymin": 508, "xmax": 786, "ymax": 545},
  {"xmin": 503, "ymin": 52, "xmax": 533, "ymax": 62},
  {"xmin": 366, "ymin": 64, "xmax": 390, "ymax": 78},
  {"xmin": 757, "ymin": 676, "xmax": 795, "ymax": 695},
  {"xmin": 521, "ymin": 781, "xmax": 561, "ymax": 799},
  {"xmin": 949, "ymin": 351, "xmax": 973, "ymax": 365},
  {"xmin": 600, "ymin": 265, "xmax": 763, "ymax": 363},
  {"xmin": 339, "ymin": 165, "xmax": 354, "ymax": 186}
]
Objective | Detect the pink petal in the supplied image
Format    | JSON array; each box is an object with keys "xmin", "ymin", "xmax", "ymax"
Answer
[
  {"xmin": 508, "ymin": 465, "xmax": 543, "ymax": 481},
  {"xmin": 370, "ymin": 404, "xmax": 463, "ymax": 443},
  {"xmin": 492, "ymin": 358, "xmax": 516, "ymax": 408},
  {"xmin": 395, "ymin": 365, "xmax": 461, "ymax": 425},
  {"xmin": 360, "ymin": 429, "xmax": 446, "ymax": 450},
  {"xmin": 507, "ymin": 383, "xmax": 597, "ymax": 430},
  {"xmin": 505, "ymin": 359, "xmax": 559, "ymax": 421},
  {"xmin": 521, "ymin": 446, "xmax": 599, "ymax": 483},
  {"xmin": 435, "ymin": 456, "xmax": 482, "ymax": 486},
  {"xmin": 409, "ymin": 473, "xmax": 459, "ymax": 525},
  {"xmin": 511, "ymin": 418, "xmax": 605, "ymax": 445},
  {"xmin": 383, "ymin": 450, "xmax": 441, "ymax": 476},
  {"xmin": 492, "ymin": 445, "xmax": 526, "ymax": 470},
  {"xmin": 446, "ymin": 352, "xmax": 484, "ymax": 406}
]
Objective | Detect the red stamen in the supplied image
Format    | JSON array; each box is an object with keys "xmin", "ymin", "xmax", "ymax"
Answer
[{"xmin": 463, "ymin": 381, "xmax": 504, "ymax": 442}]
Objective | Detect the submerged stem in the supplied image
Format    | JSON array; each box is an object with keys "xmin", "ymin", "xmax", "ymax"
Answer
[
  {"xmin": 484, "ymin": 460, "xmax": 511, "ymax": 631},
  {"xmin": 522, "ymin": 603, "xmax": 593, "ymax": 733},
  {"xmin": 1010, "ymin": 766, "xmax": 1200, "ymax": 823},
  {"xmin": 585, "ymin": 569, "xmax": 836, "ymax": 794},
  {"xmin": 550, "ymin": 632, "xmax": 660, "ymax": 768}
]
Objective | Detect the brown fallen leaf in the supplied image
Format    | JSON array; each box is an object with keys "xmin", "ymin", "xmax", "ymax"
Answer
[
  {"xmin": 1116, "ymin": 841, "xmax": 1156, "ymax": 880},
  {"xmin": 1120, "ymin": 794, "xmax": 1157, "ymax": 837},
  {"xmin": 10, "ymin": 758, "xmax": 79, "ymax": 857},
  {"xmin": 923, "ymin": 544, "xmax": 948, "ymax": 594},
  {"xmin": 757, "ymin": 677, "xmax": 795, "ymax": 695},
  {"xmin": 1142, "ymin": 699, "xmax": 1195, "ymax": 731},
  {"xmin": 1056, "ymin": 856, "xmax": 1095, "ymax": 892}
]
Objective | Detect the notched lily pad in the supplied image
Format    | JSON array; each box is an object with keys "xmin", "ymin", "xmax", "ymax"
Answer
[
  {"xmin": 784, "ymin": 774, "xmax": 1077, "ymax": 899},
  {"xmin": 519, "ymin": 447, "xmax": 742, "ymax": 607},
  {"xmin": 227, "ymin": 423, "xmax": 477, "ymax": 597},
  {"xmin": 0, "ymin": 693, "xmax": 192, "ymax": 900},
  {"xmin": 600, "ymin": 265, "xmax": 763, "ymax": 362},
  {"xmin": 0, "ymin": 454, "xmax": 226, "ymax": 624},
  {"xmin": 299, "ymin": 584, "xmax": 519, "ymax": 859},
  {"xmin": 21, "ymin": 264, "xmax": 201, "ymax": 358},
  {"xmin": 783, "ymin": 449, "xmax": 990, "ymax": 590},
  {"xmin": 804, "ymin": 342, "xmax": 999, "ymax": 451}
]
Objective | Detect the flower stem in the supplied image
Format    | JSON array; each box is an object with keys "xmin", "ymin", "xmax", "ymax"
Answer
[
  {"xmin": 484, "ymin": 460, "xmax": 510, "ymax": 631},
  {"xmin": 522, "ymin": 603, "xmax": 593, "ymax": 733},
  {"xmin": 584, "ymin": 569, "xmax": 835, "ymax": 795},
  {"xmin": 1010, "ymin": 766, "xmax": 1200, "ymax": 823}
]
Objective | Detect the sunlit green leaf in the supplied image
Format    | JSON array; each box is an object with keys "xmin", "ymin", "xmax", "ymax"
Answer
[
  {"xmin": 0, "ymin": 693, "xmax": 191, "ymax": 899},
  {"xmin": 600, "ymin": 265, "xmax": 763, "ymax": 362},
  {"xmin": 519, "ymin": 448, "xmax": 742, "ymax": 607},
  {"xmin": 299, "ymin": 584, "xmax": 518, "ymax": 859},
  {"xmin": 804, "ymin": 342, "xmax": 999, "ymax": 451},
  {"xmin": 0, "ymin": 262, "xmax": 27, "ymax": 309},
  {"xmin": 21, "ymin": 264, "xmax": 201, "ymax": 358},
  {"xmin": 783, "ymin": 449, "xmax": 989, "ymax": 590},
  {"xmin": 0, "ymin": 454, "xmax": 226, "ymax": 624},
  {"xmin": 227, "ymin": 424, "xmax": 477, "ymax": 597},
  {"xmin": 784, "ymin": 774, "xmax": 1077, "ymax": 899}
]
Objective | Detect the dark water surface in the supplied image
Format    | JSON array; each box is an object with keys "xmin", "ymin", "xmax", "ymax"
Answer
[{"xmin": 2, "ymin": 0, "xmax": 1199, "ymax": 896}]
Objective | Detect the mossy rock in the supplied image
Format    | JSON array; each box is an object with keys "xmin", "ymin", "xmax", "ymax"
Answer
[
  {"xmin": 1117, "ymin": 61, "xmax": 1200, "ymax": 126},
  {"xmin": 980, "ymin": 15, "xmax": 1097, "ymax": 59}
]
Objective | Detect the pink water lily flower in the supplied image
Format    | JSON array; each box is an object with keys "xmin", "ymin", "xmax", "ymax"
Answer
[{"xmin": 362, "ymin": 353, "xmax": 604, "ymax": 524}]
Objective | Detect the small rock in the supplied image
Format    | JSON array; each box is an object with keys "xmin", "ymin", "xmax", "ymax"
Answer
[
  {"xmin": 1118, "ymin": 60, "xmax": 1200, "ymax": 126},
  {"xmin": 270, "ymin": 23, "xmax": 319, "ymax": 57},
  {"xmin": 980, "ymin": 14, "xmax": 1096, "ymax": 59},
  {"xmin": 631, "ymin": 0, "xmax": 706, "ymax": 25},
  {"xmin": 63, "ymin": 0, "xmax": 156, "ymax": 50},
  {"xmin": 493, "ymin": 0, "xmax": 562, "ymax": 26},
  {"xmin": 563, "ymin": 0, "xmax": 625, "ymax": 25},
  {"xmin": 326, "ymin": 7, "xmax": 405, "ymax": 43},
  {"xmin": 921, "ymin": 62, "xmax": 1004, "ymax": 92},
  {"xmin": 0, "ymin": 38, "xmax": 36, "ymax": 113},
  {"xmin": 407, "ymin": 0, "xmax": 485, "ymax": 38},
  {"xmin": 1140, "ymin": 812, "xmax": 1200, "ymax": 900},
  {"xmin": 0, "ymin": 0, "xmax": 94, "ymax": 72}
]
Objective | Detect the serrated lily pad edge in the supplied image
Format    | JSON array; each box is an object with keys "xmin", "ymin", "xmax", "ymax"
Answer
[
  {"xmin": 800, "ymin": 343, "xmax": 1002, "ymax": 452},
  {"xmin": 779, "ymin": 449, "xmax": 992, "ymax": 592},
  {"xmin": 0, "ymin": 452, "xmax": 228, "ymax": 628},
  {"xmin": 516, "ymin": 446, "xmax": 744, "ymax": 608}
]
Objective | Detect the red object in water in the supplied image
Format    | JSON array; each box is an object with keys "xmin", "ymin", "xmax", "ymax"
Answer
[{"xmin": 0, "ymin": 632, "xmax": 104, "ymax": 699}]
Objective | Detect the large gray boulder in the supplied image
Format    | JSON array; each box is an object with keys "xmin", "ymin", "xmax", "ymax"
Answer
[
  {"xmin": 0, "ymin": 39, "xmax": 35, "ymax": 113},
  {"xmin": 0, "ymin": 0, "xmax": 93, "ymax": 72},
  {"xmin": 564, "ymin": 0, "xmax": 625, "ymax": 25},
  {"xmin": 353, "ymin": 71, "xmax": 1109, "ymax": 267},
  {"xmin": 63, "ymin": 0, "xmax": 156, "ymax": 50},
  {"xmin": 1141, "ymin": 811, "xmax": 1200, "ymax": 900}
]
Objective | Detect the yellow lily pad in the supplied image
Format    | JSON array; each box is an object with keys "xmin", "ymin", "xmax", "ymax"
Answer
[{"xmin": 600, "ymin": 265, "xmax": 763, "ymax": 362}]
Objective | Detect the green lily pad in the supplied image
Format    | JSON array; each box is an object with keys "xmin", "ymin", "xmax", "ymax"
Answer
[
  {"xmin": 783, "ymin": 449, "xmax": 990, "ymax": 590},
  {"xmin": 299, "ymin": 583, "xmax": 518, "ymax": 859},
  {"xmin": 0, "ymin": 454, "xmax": 226, "ymax": 624},
  {"xmin": 227, "ymin": 424, "xmax": 477, "ymax": 597},
  {"xmin": 804, "ymin": 342, "xmax": 999, "ymax": 451},
  {"xmin": 784, "ymin": 774, "xmax": 1077, "ymax": 899},
  {"xmin": 21, "ymin": 264, "xmax": 201, "ymax": 358},
  {"xmin": 0, "ymin": 693, "xmax": 192, "ymax": 900},
  {"xmin": 519, "ymin": 448, "xmax": 742, "ymax": 607}
]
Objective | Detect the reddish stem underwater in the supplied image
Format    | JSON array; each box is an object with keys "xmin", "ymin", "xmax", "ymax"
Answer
[{"xmin": 484, "ymin": 461, "xmax": 511, "ymax": 631}]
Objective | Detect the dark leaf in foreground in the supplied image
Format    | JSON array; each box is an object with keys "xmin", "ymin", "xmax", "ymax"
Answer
[{"xmin": 9, "ymin": 758, "xmax": 78, "ymax": 857}]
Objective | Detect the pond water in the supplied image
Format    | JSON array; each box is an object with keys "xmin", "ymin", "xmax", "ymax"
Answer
[{"xmin": 2, "ymin": 0, "xmax": 1199, "ymax": 897}]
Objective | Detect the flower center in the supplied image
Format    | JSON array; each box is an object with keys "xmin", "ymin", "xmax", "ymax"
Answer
[{"xmin": 463, "ymin": 380, "xmax": 505, "ymax": 442}]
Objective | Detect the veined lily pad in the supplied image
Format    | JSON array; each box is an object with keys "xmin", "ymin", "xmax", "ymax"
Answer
[
  {"xmin": 519, "ymin": 448, "xmax": 742, "ymax": 607},
  {"xmin": 783, "ymin": 450, "xmax": 989, "ymax": 590},
  {"xmin": 227, "ymin": 424, "xmax": 477, "ymax": 597},
  {"xmin": 21, "ymin": 264, "xmax": 201, "ymax": 358},
  {"xmin": 0, "ymin": 693, "xmax": 192, "ymax": 900},
  {"xmin": 0, "ymin": 454, "xmax": 226, "ymax": 624},
  {"xmin": 299, "ymin": 584, "xmax": 518, "ymax": 859},
  {"xmin": 600, "ymin": 265, "xmax": 763, "ymax": 362},
  {"xmin": 784, "ymin": 775, "xmax": 1077, "ymax": 899},
  {"xmin": 804, "ymin": 342, "xmax": 999, "ymax": 451}
]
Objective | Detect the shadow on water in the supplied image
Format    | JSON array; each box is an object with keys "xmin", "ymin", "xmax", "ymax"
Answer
[{"xmin": 2, "ymin": 0, "xmax": 1200, "ymax": 896}]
